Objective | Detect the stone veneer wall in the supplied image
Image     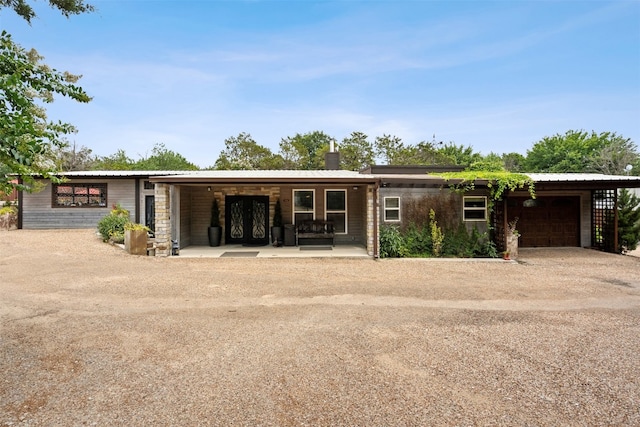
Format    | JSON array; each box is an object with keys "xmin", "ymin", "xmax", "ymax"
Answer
[{"xmin": 189, "ymin": 186, "xmax": 281, "ymax": 247}]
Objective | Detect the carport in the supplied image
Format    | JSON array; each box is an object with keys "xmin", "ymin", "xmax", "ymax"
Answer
[{"xmin": 498, "ymin": 173, "xmax": 640, "ymax": 252}]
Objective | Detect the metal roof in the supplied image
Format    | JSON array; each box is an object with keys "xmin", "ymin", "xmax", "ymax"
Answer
[
  {"xmin": 149, "ymin": 169, "xmax": 378, "ymax": 184},
  {"xmin": 44, "ymin": 170, "xmax": 640, "ymax": 187},
  {"xmin": 526, "ymin": 173, "xmax": 640, "ymax": 183},
  {"xmin": 56, "ymin": 171, "xmax": 198, "ymax": 177}
]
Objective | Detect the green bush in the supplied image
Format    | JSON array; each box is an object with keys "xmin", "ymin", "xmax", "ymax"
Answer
[
  {"xmin": 0, "ymin": 205, "xmax": 17, "ymax": 216},
  {"xmin": 380, "ymin": 220, "xmax": 498, "ymax": 259},
  {"xmin": 379, "ymin": 225, "xmax": 407, "ymax": 258},
  {"xmin": 97, "ymin": 214, "xmax": 130, "ymax": 242},
  {"xmin": 401, "ymin": 223, "xmax": 432, "ymax": 257},
  {"xmin": 124, "ymin": 222, "xmax": 150, "ymax": 232}
]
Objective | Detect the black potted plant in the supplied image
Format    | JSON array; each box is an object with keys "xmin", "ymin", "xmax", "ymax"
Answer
[
  {"xmin": 208, "ymin": 198, "xmax": 222, "ymax": 247},
  {"xmin": 271, "ymin": 199, "xmax": 283, "ymax": 246}
]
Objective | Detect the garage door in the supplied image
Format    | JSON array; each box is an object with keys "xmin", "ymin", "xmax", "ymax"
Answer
[{"xmin": 507, "ymin": 197, "xmax": 580, "ymax": 247}]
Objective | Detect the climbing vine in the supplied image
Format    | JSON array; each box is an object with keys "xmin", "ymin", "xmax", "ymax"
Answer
[{"xmin": 438, "ymin": 171, "xmax": 536, "ymax": 211}]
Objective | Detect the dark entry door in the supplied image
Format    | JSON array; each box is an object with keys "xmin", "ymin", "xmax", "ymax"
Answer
[
  {"xmin": 225, "ymin": 196, "xmax": 269, "ymax": 246},
  {"xmin": 145, "ymin": 195, "xmax": 155, "ymax": 235}
]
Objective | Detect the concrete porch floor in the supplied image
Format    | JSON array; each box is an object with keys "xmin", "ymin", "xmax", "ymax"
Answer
[{"xmin": 175, "ymin": 244, "xmax": 372, "ymax": 258}]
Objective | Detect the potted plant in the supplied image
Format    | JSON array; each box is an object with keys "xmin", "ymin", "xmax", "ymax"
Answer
[
  {"xmin": 271, "ymin": 199, "xmax": 283, "ymax": 246},
  {"xmin": 208, "ymin": 198, "xmax": 222, "ymax": 247}
]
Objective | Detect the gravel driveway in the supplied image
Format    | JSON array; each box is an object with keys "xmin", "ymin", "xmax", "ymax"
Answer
[{"xmin": 1, "ymin": 230, "xmax": 639, "ymax": 426}]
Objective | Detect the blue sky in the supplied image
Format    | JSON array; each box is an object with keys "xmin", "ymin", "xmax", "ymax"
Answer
[{"xmin": 2, "ymin": 0, "xmax": 639, "ymax": 168}]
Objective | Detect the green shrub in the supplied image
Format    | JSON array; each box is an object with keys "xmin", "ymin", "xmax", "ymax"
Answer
[
  {"xmin": 124, "ymin": 222, "xmax": 150, "ymax": 232},
  {"xmin": 381, "ymin": 220, "xmax": 498, "ymax": 259},
  {"xmin": 443, "ymin": 223, "xmax": 473, "ymax": 257},
  {"xmin": 379, "ymin": 225, "xmax": 407, "ymax": 258},
  {"xmin": 402, "ymin": 223, "xmax": 432, "ymax": 257},
  {"xmin": 429, "ymin": 209, "xmax": 444, "ymax": 257},
  {"xmin": 111, "ymin": 203, "xmax": 129, "ymax": 217},
  {"xmin": 0, "ymin": 205, "xmax": 17, "ymax": 216},
  {"xmin": 97, "ymin": 214, "xmax": 130, "ymax": 242}
]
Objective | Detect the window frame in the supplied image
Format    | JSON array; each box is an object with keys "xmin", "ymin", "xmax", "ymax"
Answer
[
  {"xmin": 325, "ymin": 189, "xmax": 347, "ymax": 234},
  {"xmin": 383, "ymin": 196, "xmax": 401, "ymax": 222},
  {"xmin": 52, "ymin": 183, "xmax": 108, "ymax": 208},
  {"xmin": 462, "ymin": 196, "xmax": 487, "ymax": 222},
  {"xmin": 292, "ymin": 189, "xmax": 315, "ymax": 225}
]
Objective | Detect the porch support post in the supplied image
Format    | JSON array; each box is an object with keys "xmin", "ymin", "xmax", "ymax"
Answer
[
  {"xmin": 154, "ymin": 183, "xmax": 171, "ymax": 257},
  {"xmin": 366, "ymin": 184, "xmax": 376, "ymax": 257}
]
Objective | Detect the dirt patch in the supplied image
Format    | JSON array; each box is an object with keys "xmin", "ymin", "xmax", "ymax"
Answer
[{"xmin": 1, "ymin": 230, "xmax": 639, "ymax": 426}]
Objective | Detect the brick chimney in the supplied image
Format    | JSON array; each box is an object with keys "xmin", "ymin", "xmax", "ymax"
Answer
[{"xmin": 324, "ymin": 140, "xmax": 340, "ymax": 170}]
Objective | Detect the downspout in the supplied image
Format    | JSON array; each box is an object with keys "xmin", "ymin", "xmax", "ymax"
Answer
[
  {"xmin": 17, "ymin": 177, "xmax": 23, "ymax": 229},
  {"xmin": 134, "ymin": 178, "xmax": 140, "ymax": 224},
  {"xmin": 614, "ymin": 189, "xmax": 619, "ymax": 253}
]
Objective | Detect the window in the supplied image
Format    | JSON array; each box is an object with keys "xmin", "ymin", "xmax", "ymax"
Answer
[
  {"xmin": 53, "ymin": 183, "xmax": 107, "ymax": 208},
  {"xmin": 293, "ymin": 190, "xmax": 314, "ymax": 224},
  {"xmin": 325, "ymin": 190, "xmax": 347, "ymax": 233},
  {"xmin": 463, "ymin": 196, "xmax": 487, "ymax": 221},
  {"xmin": 384, "ymin": 197, "xmax": 400, "ymax": 222},
  {"xmin": 143, "ymin": 181, "xmax": 155, "ymax": 190}
]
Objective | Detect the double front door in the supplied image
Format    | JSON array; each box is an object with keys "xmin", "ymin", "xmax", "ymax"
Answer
[{"xmin": 225, "ymin": 196, "xmax": 269, "ymax": 246}]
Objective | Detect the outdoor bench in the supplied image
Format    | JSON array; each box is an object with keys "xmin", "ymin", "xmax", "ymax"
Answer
[{"xmin": 296, "ymin": 220, "xmax": 335, "ymax": 246}]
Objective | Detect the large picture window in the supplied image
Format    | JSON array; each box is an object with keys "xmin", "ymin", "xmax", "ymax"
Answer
[
  {"xmin": 463, "ymin": 196, "xmax": 487, "ymax": 221},
  {"xmin": 325, "ymin": 190, "xmax": 347, "ymax": 233},
  {"xmin": 293, "ymin": 189, "xmax": 314, "ymax": 224},
  {"xmin": 53, "ymin": 183, "xmax": 107, "ymax": 208},
  {"xmin": 384, "ymin": 197, "xmax": 400, "ymax": 221}
]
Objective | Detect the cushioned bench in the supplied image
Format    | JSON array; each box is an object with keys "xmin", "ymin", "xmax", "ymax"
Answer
[{"xmin": 296, "ymin": 220, "xmax": 335, "ymax": 246}]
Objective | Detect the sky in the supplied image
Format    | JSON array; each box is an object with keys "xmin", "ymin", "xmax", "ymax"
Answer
[{"xmin": 2, "ymin": 0, "xmax": 639, "ymax": 168}]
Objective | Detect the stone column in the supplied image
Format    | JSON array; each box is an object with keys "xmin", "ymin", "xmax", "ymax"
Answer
[
  {"xmin": 366, "ymin": 185, "xmax": 375, "ymax": 257},
  {"xmin": 154, "ymin": 183, "xmax": 171, "ymax": 257}
]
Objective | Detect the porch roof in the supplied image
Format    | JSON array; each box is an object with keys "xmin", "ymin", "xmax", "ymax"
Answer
[
  {"xmin": 149, "ymin": 170, "xmax": 379, "ymax": 185},
  {"xmin": 527, "ymin": 173, "xmax": 640, "ymax": 185}
]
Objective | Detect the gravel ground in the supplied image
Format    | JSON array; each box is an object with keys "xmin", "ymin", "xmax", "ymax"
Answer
[{"xmin": 1, "ymin": 229, "xmax": 639, "ymax": 426}]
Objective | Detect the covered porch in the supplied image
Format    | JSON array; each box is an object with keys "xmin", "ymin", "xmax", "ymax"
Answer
[{"xmin": 150, "ymin": 170, "xmax": 380, "ymax": 257}]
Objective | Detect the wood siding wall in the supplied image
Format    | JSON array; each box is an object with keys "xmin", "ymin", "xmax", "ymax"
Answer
[
  {"xmin": 180, "ymin": 184, "xmax": 367, "ymax": 246},
  {"xmin": 21, "ymin": 178, "xmax": 138, "ymax": 229},
  {"xmin": 180, "ymin": 186, "xmax": 192, "ymax": 248}
]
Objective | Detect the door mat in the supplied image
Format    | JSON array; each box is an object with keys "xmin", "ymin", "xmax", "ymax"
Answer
[
  {"xmin": 299, "ymin": 246, "xmax": 333, "ymax": 251},
  {"xmin": 220, "ymin": 251, "xmax": 259, "ymax": 257}
]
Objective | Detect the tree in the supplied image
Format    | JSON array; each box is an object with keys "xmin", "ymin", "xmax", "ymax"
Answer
[
  {"xmin": 618, "ymin": 188, "xmax": 640, "ymax": 254},
  {"xmin": 374, "ymin": 134, "xmax": 406, "ymax": 165},
  {"xmin": 523, "ymin": 130, "xmax": 636, "ymax": 173},
  {"xmin": 588, "ymin": 134, "xmax": 639, "ymax": 175},
  {"xmin": 215, "ymin": 133, "xmax": 282, "ymax": 170},
  {"xmin": 135, "ymin": 143, "xmax": 198, "ymax": 171},
  {"xmin": 436, "ymin": 142, "xmax": 481, "ymax": 167},
  {"xmin": 1, "ymin": 1, "xmax": 93, "ymax": 194},
  {"xmin": 93, "ymin": 149, "xmax": 135, "ymax": 170},
  {"xmin": 468, "ymin": 152, "xmax": 505, "ymax": 172},
  {"xmin": 501, "ymin": 152, "xmax": 526, "ymax": 172},
  {"xmin": 52, "ymin": 140, "xmax": 96, "ymax": 171},
  {"xmin": 2, "ymin": 0, "xmax": 94, "ymax": 24},
  {"xmin": 279, "ymin": 131, "xmax": 335, "ymax": 170},
  {"xmin": 1, "ymin": 32, "xmax": 92, "ymax": 193},
  {"xmin": 413, "ymin": 141, "xmax": 452, "ymax": 165},
  {"xmin": 338, "ymin": 131, "xmax": 374, "ymax": 171}
]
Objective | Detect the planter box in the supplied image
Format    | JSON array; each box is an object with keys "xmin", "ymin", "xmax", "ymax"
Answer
[
  {"xmin": 0, "ymin": 212, "xmax": 17, "ymax": 231},
  {"xmin": 506, "ymin": 231, "xmax": 519, "ymax": 259},
  {"xmin": 125, "ymin": 229, "xmax": 148, "ymax": 255}
]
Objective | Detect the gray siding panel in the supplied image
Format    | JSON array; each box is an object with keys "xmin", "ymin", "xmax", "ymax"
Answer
[{"xmin": 22, "ymin": 179, "xmax": 138, "ymax": 229}]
